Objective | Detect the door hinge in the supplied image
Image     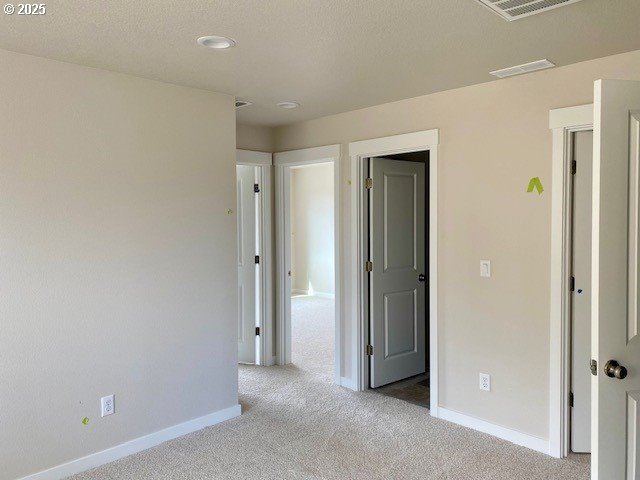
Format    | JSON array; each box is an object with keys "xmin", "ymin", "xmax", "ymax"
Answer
[
  {"xmin": 571, "ymin": 160, "xmax": 577, "ymax": 175},
  {"xmin": 366, "ymin": 344, "xmax": 373, "ymax": 356},
  {"xmin": 569, "ymin": 276, "xmax": 575, "ymax": 292},
  {"xmin": 255, "ymin": 255, "xmax": 260, "ymax": 264},
  {"xmin": 365, "ymin": 178, "xmax": 373, "ymax": 189},
  {"xmin": 254, "ymin": 183, "xmax": 260, "ymax": 193},
  {"xmin": 255, "ymin": 327, "xmax": 260, "ymax": 336},
  {"xmin": 365, "ymin": 261, "xmax": 373, "ymax": 272},
  {"xmin": 569, "ymin": 391, "xmax": 574, "ymax": 407},
  {"xmin": 590, "ymin": 359, "xmax": 598, "ymax": 376}
]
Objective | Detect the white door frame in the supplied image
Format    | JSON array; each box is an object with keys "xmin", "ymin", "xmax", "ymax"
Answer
[
  {"xmin": 236, "ymin": 149, "xmax": 274, "ymax": 366},
  {"xmin": 548, "ymin": 105, "xmax": 594, "ymax": 458},
  {"xmin": 348, "ymin": 129, "xmax": 439, "ymax": 415},
  {"xmin": 274, "ymin": 145, "xmax": 342, "ymax": 385}
]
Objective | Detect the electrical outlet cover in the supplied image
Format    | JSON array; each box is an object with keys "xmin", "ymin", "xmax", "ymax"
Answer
[
  {"xmin": 479, "ymin": 373, "xmax": 491, "ymax": 392},
  {"xmin": 101, "ymin": 395, "xmax": 115, "ymax": 417}
]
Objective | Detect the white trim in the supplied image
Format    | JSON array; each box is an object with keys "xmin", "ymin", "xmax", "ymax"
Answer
[
  {"xmin": 347, "ymin": 129, "xmax": 439, "ymax": 415},
  {"xmin": 236, "ymin": 150, "xmax": 274, "ymax": 366},
  {"xmin": 274, "ymin": 145, "xmax": 342, "ymax": 386},
  {"xmin": 290, "ymin": 289, "xmax": 335, "ymax": 299},
  {"xmin": 18, "ymin": 404, "xmax": 241, "ymax": 480},
  {"xmin": 438, "ymin": 407, "xmax": 550, "ymax": 455},
  {"xmin": 549, "ymin": 104, "xmax": 594, "ymax": 130},
  {"xmin": 313, "ymin": 291, "xmax": 335, "ymax": 299},
  {"xmin": 340, "ymin": 376, "xmax": 358, "ymax": 390},
  {"xmin": 548, "ymin": 105, "xmax": 593, "ymax": 458},
  {"xmin": 274, "ymin": 144, "xmax": 340, "ymax": 166},
  {"xmin": 348, "ymin": 130, "xmax": 439, "ymax": 157},
  {"xmin": 236, "ymin": 149, "xmax": 272, "ymax": 166}
]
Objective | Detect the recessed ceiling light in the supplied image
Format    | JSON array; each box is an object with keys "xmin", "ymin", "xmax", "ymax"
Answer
[
  {"xmin": 196, "ymin": 35, "xmax": 236, "ymax": 49},
  {"xmin": 277, "ymin": 102, "xmax": 300, "ymax": 109}
]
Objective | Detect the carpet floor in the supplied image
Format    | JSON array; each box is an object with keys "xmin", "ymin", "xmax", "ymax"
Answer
[{"xmin": 70, "ymin": 296, "xmax": 589, "ymax": 479}]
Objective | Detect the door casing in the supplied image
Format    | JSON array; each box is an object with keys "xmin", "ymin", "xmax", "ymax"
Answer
[
  {"xmin": 348, "ymin": 129, "xmax": 439, "ymax": 414},
  {"xmin": 274, "ymin": 145, "xmax": 342, "ymax": 385},
  {"xmin": 548, "ymin": 105, "xmax": 594, "ymax": 458}
]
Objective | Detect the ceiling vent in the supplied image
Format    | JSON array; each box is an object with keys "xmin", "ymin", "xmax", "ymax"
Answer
[
  {"xmin": 490, "ymin": 59, "xmax": 555, "ymax": 78},
  {"xmin": 235, "ymin": 100, "xmax": 253, "ymax": 109},
  {"xmin": 476, "ymin": 0, "xmax": 584, "ymax": 21}
]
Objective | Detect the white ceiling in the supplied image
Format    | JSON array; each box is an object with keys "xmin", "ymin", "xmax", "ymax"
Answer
[{"xmin": 1, "ymin": 0, "xmax": 639, "ymax": 126}]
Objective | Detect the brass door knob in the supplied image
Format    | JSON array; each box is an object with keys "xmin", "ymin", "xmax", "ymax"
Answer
[{"xmin": 604, "ymin": 360, "xmax": 628, "ymax": 379}]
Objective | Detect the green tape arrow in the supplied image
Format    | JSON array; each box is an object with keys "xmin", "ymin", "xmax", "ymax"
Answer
[{"xmin": 527, "ymin": 177, "xmax": 544, "ymax": 195}]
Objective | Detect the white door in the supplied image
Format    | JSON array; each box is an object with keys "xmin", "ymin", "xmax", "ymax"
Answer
[
  {"xmin": 593, "ymin": 79, "xmax": 640, "ymax": 478},
  {"xmin": 571, "ymin": 130, "xmax": 593, "ymax": 453},
  {"xmin": 369, "ymin": 158, "xmax": 426, "ymax": 388},
  {"xmin": 237, "ymin": 165, "xmax": 257, "ymax": 364}
]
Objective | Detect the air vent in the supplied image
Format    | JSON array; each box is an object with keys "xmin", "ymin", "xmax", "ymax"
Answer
[
  {"xmin": 490, "ymin": 59, "xmax": 555, "ymax": 78},
  {"xmin": 476, "ymin": 0, "xmax": 584, "ymax": 21},
  {"xmin": 235, "ymin": 100, "xmax": 253, "ymax": 109}
]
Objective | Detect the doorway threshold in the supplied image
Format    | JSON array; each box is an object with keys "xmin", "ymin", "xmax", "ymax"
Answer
[{"xmin": 373, "ymin": 373, "xmax": 430, "ymax": 409}]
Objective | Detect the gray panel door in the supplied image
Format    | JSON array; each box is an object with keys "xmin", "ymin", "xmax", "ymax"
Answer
[
  {"xmin": 570, "ymin": 130, "xmax": 593, "ymax": 453},
  {"xmin": 369, "ymin": 158, "xmax": 426, "ymax": 388},
  {"xmin": 237, "ymin": 165, "xmax": 257, "ymax": 364}
]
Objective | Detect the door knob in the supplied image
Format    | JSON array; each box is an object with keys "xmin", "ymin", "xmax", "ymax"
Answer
[
  {"xmin": 604, "ymin": 360, "xmax": 628, "ymax": 379},
  {"xmin": 418, "ymin": 274, "xmax": 426, "ymax": 282}
]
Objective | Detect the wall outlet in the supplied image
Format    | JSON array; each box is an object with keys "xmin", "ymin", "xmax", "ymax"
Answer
[
  {"xmin": 479, "ymin": 373, "xmax": 491, "ymax": 392},
  {"xmin": 480, "ymin": 260, "xmax": 491, "ymax": 278},
  {"xmin": 101, "ymin": 394, "xmax": 115, "ymax": 417}
]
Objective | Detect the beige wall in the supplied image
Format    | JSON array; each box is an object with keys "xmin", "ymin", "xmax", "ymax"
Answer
[
  {"xmin": 236, "ymin": 123, "xmax": 274, "ymax": 152},
  {"xmin": 273, "ymin": 49, "xmax": 640, "ymax": 440},
  {"xmin": 0, "ymin": 50, "xmax": 238, "ymax": 479},
  {"xmin": 291, "ymin": 163, "xmax": 335, "ymax": 296}
]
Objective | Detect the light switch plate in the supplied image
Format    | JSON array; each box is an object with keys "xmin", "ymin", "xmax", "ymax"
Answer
[{"xmin": 480, "ymin": 260, "xmax": 491, "ymax": 278}]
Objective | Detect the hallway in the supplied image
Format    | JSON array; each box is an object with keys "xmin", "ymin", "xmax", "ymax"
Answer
[{"xmin": 71, "ymin": 296, "xmax": 589, "ymax": 479}]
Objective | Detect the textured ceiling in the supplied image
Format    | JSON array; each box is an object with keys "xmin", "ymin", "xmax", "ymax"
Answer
[{"xmin": 1, "ymin": 0, "xmax": 639, "ymax": 126}]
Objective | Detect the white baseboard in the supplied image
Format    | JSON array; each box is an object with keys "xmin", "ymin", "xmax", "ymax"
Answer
[
  {"xmin": 340, "ymin": 376, "xmax": 358, "ymax": 391},
  {"xmin": 314, "ymin": 291, "xmax": 335, "ymax": 299},
  {"xmin": 291, "ymin": 289, "xmax": 335, "ymax": 299},
  {"xmin": 18, "ymin": 404, "xmax": 242, "ymax": 480},
  {"xmin": 437, "ymin": 407, "xmax": 549, "ymax": 455}
]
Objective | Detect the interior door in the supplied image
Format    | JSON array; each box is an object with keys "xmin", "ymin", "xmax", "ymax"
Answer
[
  {"xmin": 369, "ymin": 158, "xmax": 426, "ymax": 388},
  {"xmin": 571, "ymin": 130, "xmax": 593, "ymax": 453},
  {"xmin": 593, "ymin": 79, "xmax": 640, "ymax": 478},
  {"xmin": 237, "ymin": 165, "xmax": 257, "ymax": 364}
]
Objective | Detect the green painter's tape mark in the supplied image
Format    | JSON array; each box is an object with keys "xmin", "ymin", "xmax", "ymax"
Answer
[
  {"xmin": 82, "ymin": 417, "xmax": 90, "ymax": 425},
  {"xmin": 527, "ymin": 177, "xmax": 544, "ymax": 195}
]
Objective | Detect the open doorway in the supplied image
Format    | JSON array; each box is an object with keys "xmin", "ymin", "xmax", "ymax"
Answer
[
  {"xmin": 274, "ymin": 144, "xmax": 341, "ymax": 384},
  {"xmin": 290, "ymin": 163, "xmax": 335, "ymax": 375},
  {"xmin": 365, "ymin": 151, "xmax": 430, "ymax": 409}
]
